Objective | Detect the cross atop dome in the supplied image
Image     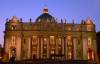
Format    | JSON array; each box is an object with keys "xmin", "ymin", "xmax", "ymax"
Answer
[{"xmin": 43, "ymin": 7, "xmax": 48, "ymax": 13}]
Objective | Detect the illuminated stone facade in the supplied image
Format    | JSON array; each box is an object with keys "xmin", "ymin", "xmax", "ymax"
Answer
[{"xmin": 4, "ymin": 8, "xmax": 97, "ymax": 62}]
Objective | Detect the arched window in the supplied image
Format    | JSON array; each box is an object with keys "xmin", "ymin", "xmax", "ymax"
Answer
[
  {"xmin": 88, "ymin": 48, "xmax": 94, "ymax": 60},
  {"xmin": 86, "ymin": 25, "xmax": 92, "ymax": 31},
  {"xmin": 12, "ymin": 25, "xmax": 16, "ymax": 30},
  {"xmin": 87, "ymin": 37, "xmax": 92, "ymax": 47}
]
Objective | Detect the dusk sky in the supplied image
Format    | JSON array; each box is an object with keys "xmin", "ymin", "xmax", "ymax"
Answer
[{"xmin": 0, "ymin": 0, "xmax": 100, "ymax": 46}]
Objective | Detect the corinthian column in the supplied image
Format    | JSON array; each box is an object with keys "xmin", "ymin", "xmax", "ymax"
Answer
[
  {"xmin": 56, "ymin": 37, "xmax": 58, "ymax": 54},
  {"xmin": 37, "ymin": 37, "xmax": 39, "ymax": 59},
  {"xmin": 65, "ymin": 38, "xmax": 67, "ymax": 59},
  {"xmin": 62, "ymin": 37, "xmax": 64, "ymax": 55},
  {"xmin": 41, "ymin": 37, "xmax": 43, "ymax": 59},
  {"xmin": 28, "ymin": 37, "xmax": 31, "ymax": 59},
  {"xmin": 47, "ymin": 37, "xmax": 49, "ymax": 58},
  {"xmin": 16, "ymin": 36, "xmax": 21, "ymax": 60}
]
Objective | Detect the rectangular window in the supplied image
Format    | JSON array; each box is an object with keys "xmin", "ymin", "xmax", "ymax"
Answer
[
  {"xmin": 44, "ymin": 38, "xmax": 47, "ymax": 45},
  {"xmin": 58, "ymin": 38, "xmax": 62, "ymax": 45},
  {"xmin": 68, "ymin": 51, "xmax": 72, "ymax": 59},
  {"xmin": 50, "ymin": 36, "xmax": 55, "ymax": 45},
  {"xmin": 87, "ymin": 37, "xmax": 92, "ymax": 47},
  {"xmin": 12, "ymin": 36, "xmax": 16, "ymax": 45},
  {"xmin": 32, "ymin": 36, "xmax": 37, "ymax": 45},
  {"xmin": 50, "ymin": 50, "xmax": 55, "ymax": 54}
]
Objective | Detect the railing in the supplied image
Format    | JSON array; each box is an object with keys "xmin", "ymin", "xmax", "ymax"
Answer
[{"xmin": 0, "ymin": 59, "xmax": 97, "ymax": 64}]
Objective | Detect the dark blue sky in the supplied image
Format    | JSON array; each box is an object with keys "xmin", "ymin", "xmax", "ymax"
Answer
[{"xmin": 0, "ymin": 0, "xmax": 100, "ymax": 45}]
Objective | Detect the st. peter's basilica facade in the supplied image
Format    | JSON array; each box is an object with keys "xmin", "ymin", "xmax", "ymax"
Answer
[{"xmin": 4, "ymin": 8, "xmax": 97, "ymax": 62}]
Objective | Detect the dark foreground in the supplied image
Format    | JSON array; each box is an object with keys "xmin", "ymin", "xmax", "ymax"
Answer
[{"xmin": 0, "ymin": 59, "xmax": 97, "ymax": 64}]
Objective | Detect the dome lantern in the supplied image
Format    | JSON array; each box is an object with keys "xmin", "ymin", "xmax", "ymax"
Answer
[{"xmin": 43, "ymin": 7, "xmax": 48, "ymax": 13}]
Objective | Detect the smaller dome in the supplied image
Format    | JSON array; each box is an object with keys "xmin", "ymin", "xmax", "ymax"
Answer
[
  {"xmin": 11, "ymin": 16, "xmax": 18, "ymax": 22},
  {"xmin": 85, "ymin": 18, "xmax": 93, "ymax": 24}
]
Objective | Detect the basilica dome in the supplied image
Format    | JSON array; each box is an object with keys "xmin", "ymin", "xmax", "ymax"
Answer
[{"xmin": 35, "ymin": 8, "xmax": 56, "ymax": 23}]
